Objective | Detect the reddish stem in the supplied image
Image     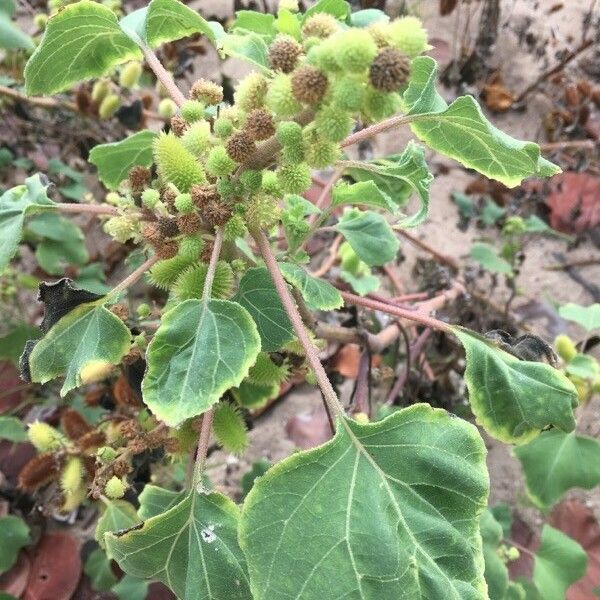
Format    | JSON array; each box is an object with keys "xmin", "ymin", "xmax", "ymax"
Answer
[
  {"xmin": 109, "ymin": 255, "xmax": 159, "ymax": 296},
  {"xmin": 55, "ymin": 202, "xmax": 119, "ymax": 216},
  {"xmin": 192, "ymin": 409, "xmax": 214, "ymax": 489},
  {"xmin": 141, "ymin": 45, "xmax": 186, "ymax": 107}
]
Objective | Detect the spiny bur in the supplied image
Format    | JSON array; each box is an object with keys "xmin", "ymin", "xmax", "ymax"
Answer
[
  {"xmin": 28, "ymin": 421, "xmax": 66, "ymax": 451},
  {"xmin": 277, "ymin": 162, "xmax": 312, "ymax": 194},
  {"xmin": 173, "ymin": 261, "xmax": 233, "ymax": 299},
  {"xmin": 205, "ymin": 146, "xmax": 236, "ymax": 177},
  {"xmin": 332, "ymin": 29, "xmax": 377, "ymax": 72},
  {"xmin": 181, "ymin": 100, "xmax": 205, "ymax": 123},
  {"xmin": 212, "ymin": 403, "xmax": 249, "ymax": 455},
  {"xmin": 268, "ymin": 35, "xmax": 303, "ymax": 73},
  {"xmin": 386, "ymin": 16, "xmax": 429, "ymax": 57},
  {"xmin": 158, "ymin": 98, "xmax": 178, "ymax": 120},
  {"xmin": 301, "ymin": 13, "xmax": 338, "ymax": 38},
  {"xmin": 266, "ymin": 73, "xmax": 303, "ymax": 118},
  {"xmin": 190, "ymin": 78, "xmax": 223, "ymax": 105},
  {"xmin": 235, "ymin": 72, "xmax": 268, "ymax": 112},
  {"xmin": 369, "ymin": 47, "xmax": 411, "ymax": 92},
  {"xmin": 153, "ymin": 132, "xmax": 206, "ymax": 192},
  {"xmin": 244, "ymin": 108, "xmax": 276, "ymax": 141},
  {"xmin": 314, "ymin": 103, "xmax": 354, "ymax": 142},
  {"xmin": 181, "ymin": 121, "xmax": 212, "ymax": 156},
  {"xmin": 226, "ymin": 131, "xmax": 256, "ymax": 163},
  {"xmin": 291, "ymin": 65, "xmax": 328, "ymax": 104},
  {"xmin": 98, "ymin": 93, "xmax": 120, "ymax": 119},
  {"xmin": 105, "ymin": 476, "xmax": 126, "ymax": 499}
]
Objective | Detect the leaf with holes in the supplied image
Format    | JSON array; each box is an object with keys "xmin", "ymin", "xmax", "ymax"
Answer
[
  {"xmin": 233, "ymin": 267, "xmax": 294, "ymax": 352},
  {"xmin": 24, "ymin": 0, "xmax": 141, "ymax": 95},
  {"xmin": 143, "ymin": 298, "xmax": 260, "ymax": 426},
  {"xmin": 89, "ymin": 130, "xmax": 157, "ymax": 190},
  {"xmin": 404, "ymin": 57, "xmax": 560, "ymax": 188},
  {"xmin": 454, "ymin": 327, "xmax": 578, "ymax": 445},
  {"xmin": 513, "ymin": 429, "xmax": 600, "ymax": 509},
  {"xmin": 335, "ymin": 209, "xmax": 399, "ymax": 267},
  {"xmin": 26, "ymin": 299, "xmax": 132, "ymax": 396},
  {"xmin": 106, "ymin": 491, "xmax": 251, "ymax": 600},
  {"xmin": 240, "ymin": 404, "xmax": 489, "ymax": 600},
  {"xmin": 279, "ymin": 262, "xmax": 343, "ymax": 311},
  {"xmin": 0, "ymin": 174, "xmax": 56, "ymax": 275}
]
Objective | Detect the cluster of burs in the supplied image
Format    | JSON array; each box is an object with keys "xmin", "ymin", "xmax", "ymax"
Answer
[{"xmin": 102, "ymin": 10, "xmax": 429, "ymax": 299}]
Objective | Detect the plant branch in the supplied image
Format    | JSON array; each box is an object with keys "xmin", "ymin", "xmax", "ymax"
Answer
[
  {"xmin": 141, "ymin": 45, "xmax": 187, "ymax": 107},
  {"xmin": 54, "ymin": 202, "xmax": 119, "ymax": 216},
  {"xmin": 394, "ymin": 228, "xmax": 459, "ymax": 270},
  {"xmin": 340, "ymin": 114, "xmax": 422, "ymax": 149},
  {"xmin": 253, "ymin": 229, "xmax": 344, "ymax": 421},
  {"xmin": 310, "ymin": 233, "xmax": 343, "ymax": 278},
  {"xmin": 202, "ymin": 227, "xmax": 224, "ymax": 300},
  {"xmin": 192, "ymin": 409, "xmax": 214, "ymax": 489},
  {"xmin": 109, "ymin": 255, "xmax": 159, "ymax": 296}
]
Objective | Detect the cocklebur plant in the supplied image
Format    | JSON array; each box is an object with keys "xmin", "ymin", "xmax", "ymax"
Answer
[{"xmin": 1, "ymin": 0, "xmax": 596, "ymax": 598}]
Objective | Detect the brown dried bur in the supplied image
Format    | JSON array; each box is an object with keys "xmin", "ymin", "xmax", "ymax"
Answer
[
  {"xmin": 268, "ymin": 36, "xmax": 302, "ymax": 73},
  {"xmin": 369, "ymin": 48, "xmax": 411, "ymax": 92},
  {"xmin": 226, "ymin": 131, "xmax": 256, "ymax": 163},
  {"xmin": 18, "ymin": 453, "xmax": 62, "ymax": 491},
  {"xmin": 291, "ymin": 66, "xmax": 328, "ymax": 104},
  {"xmin": 109, "ymin": 304, "xmax": 129, "ymax": 322},
  {"xmin": 176, "ymin": 212, "xmax": 203, "ymax": 235},
  {"xmin": 61, "ymin": 409, "xmax": 92, "ymax": 440},
  {"xmin": 244, "ymin": 109, "xmax": 276, "ymax": 141}
]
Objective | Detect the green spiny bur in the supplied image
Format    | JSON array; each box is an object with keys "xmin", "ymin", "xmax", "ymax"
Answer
[
  {"xmin": 153, "ymin": 132, "xmax": 206, "ymax": 192},
  {"xmin": 212, "ymin": 402, "xmax": 248, "ymax": 455},
  {"xmin": 206, "ymin": 146, "xmax": 236, "ymax": 177},
  {"xmin": 277, "ymin": 162, "xmax": 311, "ymax": 194},
  {"xmin": 172, "ymin": 262, "xmax": 234, "ymax": 299},
  {"xmin": 180, "ymin": 121, "xmax": 212, "ymax": 156},
  {"xmin": 314, "ymin": 104, "xmax": 353, "ymax": 142},
  {"xmin": 181, "ymin": 100, "xmax": 205, "ymax": 123},
  {"xmin": 266, "ymin": 74, "xmax": 302, "ymax": 118},
  {"xmin": 248, "ymin": 353, "xmax": 289, "ymax": 386},
  {"xmin": 148, "ymin": 255, "xmax": 194, "ymax": 289}
]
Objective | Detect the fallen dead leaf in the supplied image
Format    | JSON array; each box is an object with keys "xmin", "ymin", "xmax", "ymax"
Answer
[
  {"xmin": 483, "ymin": 83, "xmax": 515, "ymax": 112},
  {"xmin": 0, "ymin": 552, "xmax": 31, "ymax": 598}
]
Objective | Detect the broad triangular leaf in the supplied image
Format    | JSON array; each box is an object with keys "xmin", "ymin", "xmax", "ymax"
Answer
[
  {"xmin": 233, "ymin": 267, "xmax": 294, "ymax": 352},
  {"xmin": 470, "ymin": 242, "xmax": 513, "ymax": 275},
  {"xmin": 143, "ymin": 0, "xmax": 218, "ymax": 47},
  {"xmin": 0, "ymin": 174, "xmax": 56, "ymax": 275},
  {"xmin": 240, "ymin": 404, "xmax": 489, "ymax": 599},
  {"xmin": 513, "ymin": 429, "xmax": 600, "ymax": 509},
  {"xmin": 344, "ymin": 142, "xmax": 433, "ymax": 227},
  {"xmin": 138, "ymin": 484, "xmax": 187, "ymax": 519},
  {"xmin": 143, "ymin": 298, "xmax": 260, "ymax": 426},
  {"xmin": 331, "ymin": 181, "xmax": 395, "ymax": 212},
  {"xmin": 533, "ymin": 525, "xmax": 587, "ymax": 600},
  {"xmin": 480, "ymin": 510, "xmax": 508, "ymax": 600},
  {"xmin": 0, "ymin": 15, "xmax": 33, "ymax": 50},
  {"xmin": 96, "ymin": 499, "xmax": 140, "ymax": 552},
  {"xmin": 558, "ymin": 302, "xmax": 600, "ymax": 332},
  {"xmin": 89, "ymin": 130, "xmax": 157, "ymax": 190},
  {"xmin": 404, "ymin": 57, "xmax": 560, "ymax": 188},
  {"xmin": 303, "ymin": 0, "xmax": 349, "ymax": 21},
  {"xmin": 27, "ymin": 298, "xmax": 132, "ymax": 396},
  {"xmin": 219, "ymin": 32, "xmax": 270, "ymax": 72},
  {"xmin": 335, "ymin": 208, "xmax": 399, "ymax": 266},
  {"xmin": 25, "ymin": 0, "xmax": 141, "ymax": 95},
  {"xmin": 106, "ymin": 491, "xmax": 251, "ymax": 600},
  {"xmin": 454, "ymin": 327, "xmax": 578, "ymax": 445},
  {"xmin": 279, "ymin": 262, "xmax": 343, "ymax": 311}
]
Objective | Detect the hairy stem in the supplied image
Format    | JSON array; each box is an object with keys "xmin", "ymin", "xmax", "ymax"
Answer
[
  {"xmin": 253, "ymin": 229, "xmax": 344, "ymax": 421},
  {"xmin": 202, "ymin": 228, "xmax": 224, "ymax": 300},
  {"xmin": 340, "ymin": 290, "xmax": 454, "ymax": 332},
  {"xmin": 109, "ymin": 255, "xmax": 159, "ymax": 296},
  {"xmin": 55, "ymin": 202, "xmax": 119, "ymax": 216},
  {"xmin": 340, "ymin": 114, "xmax": 423, "ymax": 148},
  {"xmin": 141, "ymin": 45, "xmax": 187, "ymax": 107},
  {"xmin": 192, "ymin": 410, "xmax": 214, "ymax": 489}
]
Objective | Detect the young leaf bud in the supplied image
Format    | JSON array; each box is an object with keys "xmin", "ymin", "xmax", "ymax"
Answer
[
  {"xmin": 268, "ymin": 35, "xmax": 303, "ymax": 73},
  {"xmin": 119, "ymin": 61, "xmax": 142, "ymax": 89},
  {"xmin": 369, "ymin": 47, "xmax": 411, "ymax": 92},
  {"xmin": 91, "ymin": 79, "xmax": 110, "ymax": 103},
  {"xmin": 291, "ymin": 65, "xmax": 328, "ymax": 104},
  {"xmin": 153, "ymin": 132, "xmax": 206, "ymax": 192}
]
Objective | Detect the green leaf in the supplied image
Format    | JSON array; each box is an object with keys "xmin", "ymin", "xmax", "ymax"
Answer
[
  {"xmin": 28, "ymin": 213, "xmax": 89, "ymax": 274},
  {"xmin": 111, "ymin": 575, "xmax": 149, "ymax": 600},
  {"xmin": 84, "ymin": 548, "xmax": 118, "ymax": 591},
  {"xmin": 340, "ymin": 268, "xmax": 380, "ymax": 296},
  {"xmin": 331, "ymin": 180, "xmax": 395, "ymax": 212},
  {"xmin": 558, "ymin": 302, "xmax": 600, "ymax": 332},
  {"xmin": 138, "ymin": 484, "xmax": 186, "ymax": 520},
  {"xmin": 404, "ymin": 57, "xmax": 560, "ymax": 188},
  {"xmin": 350, "ymin": 8, "xmax": 389, "ymax": 27},
  {"xmin": 0, "ymin": 516, "xmax": 30, "ymax": 573},
  {"xmin": 0, "ymin": 416, "xmax": 28, "ymax": 443},
  {"xmin": 28, "ymin": 299, "xmax": 132, "ymax": 396},
  {"xmin": 454, "ymin": 327, "xmax": 578, "ymax": 445},
  {"xmin": 278, "ymin": 262, "xmax": 343, "ymax": 311},
  {"xmin": 240, "ymin": 404, "xmax": 488, "ymax": 599},
  {"xmin": 480, "ymin": 510, "xmax": 508, "ymax": 600},
  {"xmin": 0, "ymin": 174, "xmax": 56, "ymax": 275},
  {"xmin": 219, "ymin": 32, "xmax": 270, "ymax": 72},
  {"xmin": 335, "ymin": 208, "xmax": 399, "ymax": 266},
  {"xmin": 533, "ymin": 525, "xmax": 587, "ymax": 600},
  {"xmin": 233, "ymin": 267, "xmax": 294, "ymax": 352},
  {"xmin": 143, "ymin": 298, "xmax": 260, "ymax": 427},
  {"xmin": 489, "ymin": 504, "xmax": 512, "ymax": 539},
  {"xmin": 275, "ymin": 8, "xmax": 301, "ymax": 40},
  {"xmin": 0, "ymin": 16, "xmax": 33, "ymax": 50},
  {"xmin": 106, "ymin": 491, "xmax": 251, "ymax": 600},
  {"xmin": 345, "ymin": 142, "xmax": 433, "ymax": 227},
  {"xmin": 480, "ymin": 198, "xmax": 506, "ymax": 226},
  {"xmin": 75, "ymin": 263, "xmax": 110, "ymax": 294},
  {"xmin": 143, "ymin": 0, "xmax": 217, "ymax": 47},
  {"xmin": 304, "ymin": 0, "xmax": 349, "ymax": 21},
  {"xmin": 89, "ymin": 130, "xmax": 156, "ymax": 191},
  {"xmin": 0, "ymin": 324, "xmax": 40, "ymax": 364},
  {"xmin": 566, "ymin": 353, "xmax": 599, "ymax": 380},
  {"xmin": 470, "ymin": 243, "xmax": 513, "ymax": 275},
  {"xmin": 513, "ymin": 429, "xmax": 600, "ymax": 509},
  {"xmin": 232, "ymin": 10, "xmax": 275, "ymax": 38},
  {"xmin": 95, "ymin": 499, "xmax": 140, "ymax": 552},
  {"xmin": 232, "ymin": 379, "xmax": 279, "ymax": 409},
  {"xmin": 241, "ymin": 459, "xmax": 271, "ymax": 500},
  {"xmin": 24, "ymin": 0, "xmax": 141, "ymax": 95},
  {"xmin": 0, "ymin": 0, "xmax": 15, "ymax": 18}
]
